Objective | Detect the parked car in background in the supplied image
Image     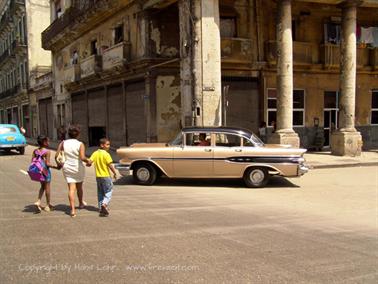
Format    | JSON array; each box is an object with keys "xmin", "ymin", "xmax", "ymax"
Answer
[
  {"xmin": 116, "ymin": 127, "xmax": 309, "ymax": 188},
  {"xmin": 0, "ymin": 124, "xmax": 27, "ymax": 155}
]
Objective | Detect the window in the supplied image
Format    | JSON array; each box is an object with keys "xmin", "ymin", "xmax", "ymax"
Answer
[
  {"xmin": 215, "ymin": 133, "xmax": 241, "ymax": 147},
  {"xmin": 90, "ymin": 40, "xmax": 98, "ymax": 55},
  {"xmin": 114, "ymin": 25, "xmax": 124, "ymax": 44},
  {"xmin": 185, "ymin": 132, "xmax": 211, "ymax": 146},
  {"xmin": 267, "ymin": 89, "xmax": 305, "ymax": 127},
  {"xmin": 372, "ymin": 90, "xmax": 378, "ymax": 125},
  {"xmin": 71, "ymin": 50, "xmax": 79, "ymax": 64},
  {"xmin": 220, "ymin": 17, "xmax": 236, "ymax": 38},
  {"xmin": 324, "ymin": 22, "xmax": 341, "ymax": 44}
]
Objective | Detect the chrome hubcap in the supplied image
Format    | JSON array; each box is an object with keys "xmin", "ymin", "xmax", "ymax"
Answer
[
  {"xmin": 250, "ymin": 169, "xmax": 264, "ymax": 184},
  {"xmin": 137, "ymin": 167, "xmax": 150, "ymax": 181}
]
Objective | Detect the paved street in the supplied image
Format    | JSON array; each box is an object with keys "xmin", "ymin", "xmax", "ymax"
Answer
[{"xmin": 0, "ymin": 146, "xmax": 377, "ymax": 283}]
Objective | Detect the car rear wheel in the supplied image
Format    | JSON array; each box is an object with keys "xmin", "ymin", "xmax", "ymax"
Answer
[
  {"xmin": 133, "ymin": 163, "xmax": 157, "ymax": 185},
  {"xmin": 243, "ymin": 167, "xmax": 269, "ymax": 188},
  {"xmin": 18, "ymin": 147, "xmax": 25, "ymax": 155}
]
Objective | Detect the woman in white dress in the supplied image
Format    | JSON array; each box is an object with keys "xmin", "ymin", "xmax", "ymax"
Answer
[{"xmin": 56, "ymin": 125, "xmax": 90, "ymax": 217}]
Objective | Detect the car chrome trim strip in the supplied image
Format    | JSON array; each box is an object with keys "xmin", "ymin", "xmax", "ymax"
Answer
[{"xmin": 149, "ymin": 156, "xmax": 303, "ymax": 164}]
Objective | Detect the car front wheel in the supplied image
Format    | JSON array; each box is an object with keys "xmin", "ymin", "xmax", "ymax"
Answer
[
  {"xmin": 133, "ymin": 163, "xmax": 157, "ymax": 185},
  {"xmin": 243, "ymin": 167, "xmax": 269, "ymax": 188}
]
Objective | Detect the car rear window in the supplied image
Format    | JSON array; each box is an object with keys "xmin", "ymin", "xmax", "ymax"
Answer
[{"xmin": 0, "ymin": 127, "xmax": 17, "ymax": 134}]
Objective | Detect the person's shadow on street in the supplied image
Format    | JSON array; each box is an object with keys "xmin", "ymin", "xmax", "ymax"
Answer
[
  {"xmin": 22, "ymin": 204, "xmax": 41, "ymax": 214},
  {"xmin": 53, "ymin": 204, "xmax": 99, "ymax": 215}
]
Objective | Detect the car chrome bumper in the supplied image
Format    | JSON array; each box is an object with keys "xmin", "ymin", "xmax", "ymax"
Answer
[
  {"xmin": 298, "ymin": 164, "xmax": 309, "ymax": 176},
  {"xmin": 0, "ymin": 144, "xmax": 26, "ymax": 148},
  {"xmin": 114, "ymin": 163, "xmax": 131, "ymax": 177}
]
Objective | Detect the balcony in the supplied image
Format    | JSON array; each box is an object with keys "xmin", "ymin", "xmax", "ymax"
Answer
[
  {"xmin": 0, "ymin": 85, "xmax": 20, "ymax": 99},
  {"xmin": 221, "ymin": 38, "xmax": 252, "ymax": 63},
  {"xmin": 320, "ymin": 44, "xmax": 371, "ymax": 69},
  {"xmin": 370, "ymin": 48, "xmax": 378, "ymax": 70},
  {"xmin": 11, "ymin": 39, "xmax": 27, "ymax": 56},
  {"xmin": 64, "ymin": 64, "xmax": 81, "ymax": 84},
  {"xmin": 42, "ymin": 0, "xmax": 122, "ymax": 50},
  {"xmin": 102, "ymin": 42, "xmax": 131, "ymax": 71},
  {"xmin": 42, "ymin": 6, "xmax": 83, "ymax": 50},
  {"xmin": 10, "ymin": 0, "xmax": 25, "ymax": 14},
  {"xmin": 266, "ymin": 41, "xmax": 313, "ymax": 65},
  {"xmin": 0, "ymin": 50, "xmax": 16, "ymax": 67},
  {"xmin": 80, "ymin": 55, "xmax": 102, "ymax": 78},
  {"xmin": 0, "ymin": 13, "xmax": 12, "ymax": 32}
]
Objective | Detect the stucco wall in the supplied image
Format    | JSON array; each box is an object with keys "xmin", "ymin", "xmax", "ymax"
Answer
[
  {"xmin": 26, "ymin": 0, "xmax": 51, "ymax": 70},
  {"xmin": 156, "ymin": 75, "xmax": 181, "ymax": 142}
]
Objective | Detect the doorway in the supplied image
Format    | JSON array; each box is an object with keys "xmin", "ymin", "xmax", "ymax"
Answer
[
  {"xmin": 88, "ymin": 127, "xmax": 106, "ymax": 147},
  {"xmin": 324, "ymin": 91, "xmax": 339, "ymax": 147}
]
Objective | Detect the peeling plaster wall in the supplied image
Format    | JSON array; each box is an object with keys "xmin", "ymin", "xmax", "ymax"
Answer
[
  {"xmin": 149, "ymin": 4, "xmax": 179, "ymax": 58},
  {"xmin": 156, "ymin": 75, "xmax": 181, "ymax": 142}
]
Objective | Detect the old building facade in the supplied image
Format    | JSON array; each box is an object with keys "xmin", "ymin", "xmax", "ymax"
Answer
[
  {"xmin": 41, "ymin": 0, "xmax": 378, "ymax": 154},
  {"xmin": 0, "ymin": 0, "xmax": 51, "ymax": 136}
]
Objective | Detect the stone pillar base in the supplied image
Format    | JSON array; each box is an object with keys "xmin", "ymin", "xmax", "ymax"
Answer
[
  {"xmin": 331, "ymin": 131, "xmax": 362, "ymax": 156},
  {"xmin": 268, "ymin": 131, "xmax": 300, "ymax": 148}
]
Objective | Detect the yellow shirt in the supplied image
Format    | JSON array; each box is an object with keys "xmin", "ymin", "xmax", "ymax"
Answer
[{"xmin": 89, "ymin": 149, "xmax": 113, "ymax": 177}]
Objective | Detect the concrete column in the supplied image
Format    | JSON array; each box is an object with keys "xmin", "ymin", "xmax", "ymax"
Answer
[
  {"xmin": 331, "ymin": 1, "xmax": 362, "ymax": 156},
  {"xmin": 179, "ymin": 0, "xmax": 193, "ymax": 127},
  {"xmin": 192, "ymin": 0, "xmax": 222, "ymax": 126},
  {"xmin": 269, "ymin": 0, "xmax": 299, "ymax": 147}
]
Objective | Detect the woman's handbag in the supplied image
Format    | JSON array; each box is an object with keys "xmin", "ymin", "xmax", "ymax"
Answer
[{"xmin": 55, "ymin": 141, "xmax": 66, "ymax": 167}]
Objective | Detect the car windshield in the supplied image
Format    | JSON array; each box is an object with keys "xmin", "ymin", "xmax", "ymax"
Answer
[
  {"xmin": 0, "ymin": 127, "xmax": 17, "ymax": 134},
  {"xmin": 168, "ymin": 132, "xmax": 183, "ymax": 146},
  {"xmin": 249, "ymin": 133, "xmax": 264, "ymax": 146}
]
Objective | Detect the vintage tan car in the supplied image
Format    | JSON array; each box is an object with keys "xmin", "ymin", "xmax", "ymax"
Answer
[{"xmin": 116, "ymin": 127, "xmax": 309, "ymax": 188}]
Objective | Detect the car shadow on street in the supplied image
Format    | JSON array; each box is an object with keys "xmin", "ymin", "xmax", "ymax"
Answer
[
  {"xmin": 0, "ymin": 150, "xmax": 20, "ymax": 156},
  {"xmin": 114, "ymin": 175, "xmax": 300, "ymax": 189}
]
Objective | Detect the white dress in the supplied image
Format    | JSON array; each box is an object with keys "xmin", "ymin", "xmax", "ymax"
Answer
[{"xmin": 62, "ymin": 139, "xmax": 85, "ymax": 183}]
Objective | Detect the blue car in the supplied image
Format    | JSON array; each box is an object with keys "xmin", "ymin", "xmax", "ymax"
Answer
[{"xmin": 0, "ymin": 124, "xmax": 27, "ymax": 155}]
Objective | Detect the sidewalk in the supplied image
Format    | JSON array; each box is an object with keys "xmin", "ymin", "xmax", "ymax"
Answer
[
  {"xmin": 26, "ymin": 138, "xmax": 377, "ymax": 169},
  {"xmin": 304, "ymin": 150, "xmax": 378, "ymax": 169}
]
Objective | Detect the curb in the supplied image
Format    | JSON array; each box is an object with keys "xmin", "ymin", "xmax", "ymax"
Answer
[{"xmin": 309, "ymin": 162, "xmax": 378, "ymax": 169}]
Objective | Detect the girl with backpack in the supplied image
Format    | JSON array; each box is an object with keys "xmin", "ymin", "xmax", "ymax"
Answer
[{"xmin": 31, "ymin": 135, "xmax": 59, "ymax": 213}]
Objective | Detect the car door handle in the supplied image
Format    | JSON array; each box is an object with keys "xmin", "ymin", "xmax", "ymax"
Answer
[
  {"xmin": 235, "ymin": 149, "xmax": 242, "ymax": 152},
  {"xmin": 204, "ymin": 149, "xmax": 212, "ymax": 152}
]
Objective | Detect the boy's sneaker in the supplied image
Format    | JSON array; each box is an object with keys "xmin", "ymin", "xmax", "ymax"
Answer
[
  {"xmin": 44, "ymin": 205, "xmax": 54, "ymax": 212},
  {"xmin": 101, "ymin": 204, "xmax": 109, "ymax": 216}
]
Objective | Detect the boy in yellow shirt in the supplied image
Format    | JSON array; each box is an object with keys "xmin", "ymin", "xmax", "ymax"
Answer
[{"xmin": 89, "ymin": 138, "xmax": 117, "ymax": 216}]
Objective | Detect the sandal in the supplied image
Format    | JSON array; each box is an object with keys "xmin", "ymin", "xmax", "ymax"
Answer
[
  {"xmin": 70, "ymin": 211, "xmax": 77, "ymax": 218},
  {"xmin": 79, "ymin": 201, "xmax": 87, "ymax": 209}
]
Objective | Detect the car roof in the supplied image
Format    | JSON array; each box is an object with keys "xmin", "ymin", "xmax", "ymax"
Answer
[
  {"xmin": 182, "ymin": 126, "xmax": 253, "ymax": 136},
  {"xmin": 0, "ymin": 124, "xmax": 19, "ymax": 128}
]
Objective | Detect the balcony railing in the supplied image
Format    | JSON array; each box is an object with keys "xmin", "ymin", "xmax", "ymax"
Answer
[
  {"xmin": 80, "ymin": 55, "xmax": 102, "ymax": 78},
  {"xmin": 321, "ymin": 44, "xmax": 370, "ymax": 68},
  {"xmin": 266, "ymin": 41, "xmax": 313, "ymax": 65},
  {"xmin": 64, "ymin": 64, "xmax": 81, "ymax": 84},
  {"xmin": 0, "ymin": 85, "xmax": 20, "ymax": 99},
  {"xmin": 42, "ymin": 7, "xmax": 82, "ymax": 49},
  {"xmin": 42, "ymin": 0, "xmax": 109, "ymax": 49},
  {"xmin": 221, "ymin": 38, "xmax": 252, "ymax": 63},
  {"xmin": 10, "ymin": 0, "xmax": 25, "ymax": 13},
  {"xmin": 102, "ymin": 42, "xmax": 131, "ymax": 70},
  {"xmin": 0, "ymin": 49, "xmax": 16, "ymax": 66}
]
